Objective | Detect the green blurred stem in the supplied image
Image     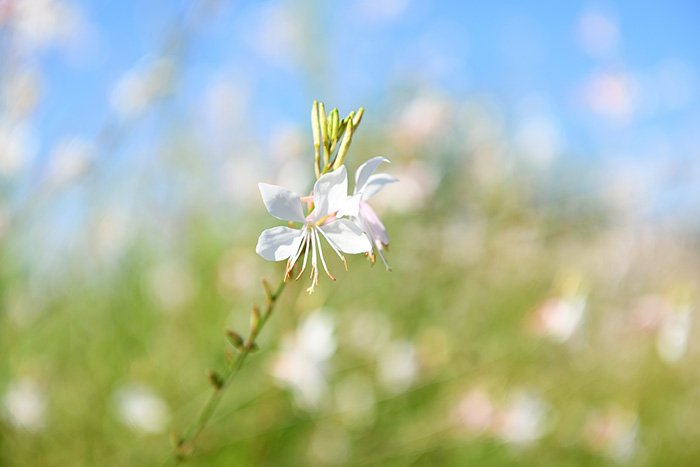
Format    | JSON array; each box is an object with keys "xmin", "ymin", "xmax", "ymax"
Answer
[{"xmin": 172, "ymin": 278, "xmax": 287, "ymax": 463}]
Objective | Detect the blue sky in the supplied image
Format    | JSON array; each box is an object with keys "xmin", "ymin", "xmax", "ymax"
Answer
[{"xmin": 31, "ymin": 0, "xmax": 700, "ymax": 208}]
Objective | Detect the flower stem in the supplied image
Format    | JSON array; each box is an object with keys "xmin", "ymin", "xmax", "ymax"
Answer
[{"xmin": 170, "ymin": 278, "xmax": 287, "ymax": 463}]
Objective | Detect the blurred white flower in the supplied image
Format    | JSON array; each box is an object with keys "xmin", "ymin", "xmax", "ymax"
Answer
[
  {"xmin": 391, "ymin": 95, "xmax": 450, "ymax": 150},
  {"xmin": 10, "ymin": 0, "xmax": 80, "ymax": 51},
  {"xmin": 656, "ymin": 304, "xmax": 692, "ymax": 364},
  {"xmin": 110, "ymin": 59, "xmax": 175, "ymax": 120},
  {"xmin": 92, "ymin": 208, "xmax": 130, "ymax": 262},
  {"xmin": 493, "ymin": 391, "xmax": 548, "ymax": 445},
  {"xmin": 3, "ymin": 377, "xmax": 47, "ymax": 431},
  {"xmin": 529, "ymin": 295, "xmax": 587, "ymax": 343},
  {"xmin": 46, "ymin": 137, "xmax": 92, "ymax": 186},
  {"xmin": 631, "ymin": 294, "xmax": 693, "ymax": 364},
  {"xmin": 270, "ymin": 310, "xmax": 336, "ymax": 410},
  {"xmin": 113, "ymin": 384, "xmax": 170, "ymax": 434},
  {"xmin": 581, "ymin": 70, "xmax": 638, "ymax": 123},
  {"xmin": 514, "ymin": 115, "xmax": 563, "ymax": 168},
  {"xmin": 584, "ymin": 406, "xmax": 638, "ymax": 461},
  {"xmin": 377, "ymin": 339, "xmax": 419, "ymax": 394},
  {"xmin": 256, "ymin": 166, "xmax": 371, "ymax": 293},
  {"xmin": 0, "ymin": 119, "xmax": 35, "ymax": 176},
  {"xmin": 3, "ymin": 69, "xmax": 41, "ymax": 119}
]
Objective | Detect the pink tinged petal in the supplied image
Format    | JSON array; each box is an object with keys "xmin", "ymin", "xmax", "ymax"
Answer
[
  {"xmin": 320, "ymin": 218, "xmax": 371, "ymax": 254},
  {"xmin": 256, "ymin": 226, "xmax": 304, "ymax": 261},
  {"xmin": 361, "ymin": 173, "xmax": 399, "ymax": 200},
  {"xmin": 312, "ymin": 166, "xmax": 348, "ymax": 219},
  {"xmin": 360, "ymin": 202, "xmax": 389, "ymax": 245},
  {"xmin": 355, "ymin": 156, "xmax": 390, "ymax": 194},
  {"xmin": 336, "ymin": 193, "xmax": 362, "ymax": 218},
  {"xmin": 258, "ymin": 183, "xmax": 306, "ymax": 223}
]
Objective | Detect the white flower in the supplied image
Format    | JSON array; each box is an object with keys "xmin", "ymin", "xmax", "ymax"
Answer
[
  {"xmin": 270, "ymin": 310, "xmax": 336, "ymax": 409},
  {"xmin": 3, "ymin": 377, "xmax": 46, "ymax": 432},
  {"xmin": 113, "ymin": 384, "xmax": 170, "ymax": 435},
  {"xmin": 256, "ymin": 166, "xmax": 371, "ymax": 293},
  {"xmin": 340, "ymin": 157, "xmax": 398, "ymax": 269}
]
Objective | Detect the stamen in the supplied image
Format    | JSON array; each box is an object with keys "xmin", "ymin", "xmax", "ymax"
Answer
[
  {"xmin": 376, "ymin": 245, "xmax": 391, "ymax": 271},
  {"xmin": 294, "ymin": 228, "xmax": 312, "ymax": 280},
  {"xmin": 307, "ymin": 224, "xmax": 319, "ymax": 293},
  {"xmin": 285, "ymin": 226, "xmax": 307, "ymax": 280},
  {"xmin": 361, "ymin": 218, "xmax": 390, "ymax": 271},
  {"xmin": 314, "ymin": 228, "xmax": 335, "ymax": 280},
  {"xmin": 316, "ymin": 226, "xmax": 348, "ymax": 271}
]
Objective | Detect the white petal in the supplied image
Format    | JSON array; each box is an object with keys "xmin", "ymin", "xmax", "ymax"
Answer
[
  {"xmin": 258, "ymin": 183, "xmax": 306, "ymax": 223},
  {"xmin": 355, "ymin": 156, "xmax": 390, "ymax": 194},
  {"xmin": 361, "ymin": 173, "xmax": 399, "ymax": 200},
  {"xmin": 320, "ymin": 219, "xmax": 371, "ymax": 254},
  {"xmin": 336, "ymin": 193, "xmax": 362, "ymax": 218},
  {"xmin": 256, "ymin": 226, "xmax": 304, "ymax": 261},
  {"xmin": 312, "ymin": 166, "xmax": 348, "ymax": 219}
]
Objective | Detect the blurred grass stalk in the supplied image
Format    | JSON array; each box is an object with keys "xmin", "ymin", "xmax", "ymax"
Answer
[{"xmin": 172, "ymin": 278, "xmax": 286, "ymax": 463}]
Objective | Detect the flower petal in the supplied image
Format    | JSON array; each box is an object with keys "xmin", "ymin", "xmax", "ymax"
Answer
[
  {"xmin": 312, "ymin": 166, "xmax": 348, "ymax": 219},
  {"xmin": 355, "ymin": 156, "xmax": 390, "ymax": 194},
  {"xmin": 256, "ymin": 226, "xmax": 304, "ymax": 261},
  {"xmin": 258, "ymin": 183, "xmax": 306, "ymax": 223},
  {"xmin": 320, "ymin": 218, "xmax": 371, "ymax": 254},
  {"xmin": 360, "ymin": 202, "xmax": 389, "ymax": 245},
  {"xmin": 336, "ymin": 193, "xmax": 362, "ymax": 218},
  {"xmin": 361, "ymin": 173, "xmax": 399, "ymax": 200}
]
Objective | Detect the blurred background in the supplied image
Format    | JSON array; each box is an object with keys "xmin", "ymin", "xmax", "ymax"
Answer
[{"xmin": 2, "ymin": 0, "xmax": 700, "ymax": 465}]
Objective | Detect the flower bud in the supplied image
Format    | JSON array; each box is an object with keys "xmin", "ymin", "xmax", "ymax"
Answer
[
  {"xmin": 311, "ymin": 101, "xmax": 321, "ymax": 178},
  {"xmin": 319, "ymin": 102, "xmax": 330, "ymax": 167},
  {"xmin": 329, "ymin": 108, "xmax": 340, "ymax": 141},
  {"xmin": 333, "ymin": 119, "xmax": 353, "ymax": 170},
  {"xmin": 226, "ymin": 329, "xmax": 245, "ymax": 350},
  {"xmin": 352, "ymin": 107, "xmax": 364, "ymax": 128},
  {"xmin": 206, "ymin": 369, "xmax": 224, "ymax": 389},
  {"xmin": 250, "ymin": 305, "xmax": 261, "ymax": 331}
]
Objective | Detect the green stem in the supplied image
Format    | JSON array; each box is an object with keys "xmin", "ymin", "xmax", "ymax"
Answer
[{"xmin": 171, "ymin": 278, "xmax": 287, "ymax": 463}]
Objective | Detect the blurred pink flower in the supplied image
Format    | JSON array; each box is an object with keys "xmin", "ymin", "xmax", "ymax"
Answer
[
  {"xmin": 583, "ymin": 406, "xmax": 638, "ymax": 461},
  {"xmin": 528, "ymin": 295, "xmax": 587, "ymax": 343},
  {"xmin": 456, "ymin": 388, "xmax": 494, "ymax": 433}
]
